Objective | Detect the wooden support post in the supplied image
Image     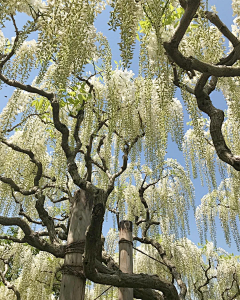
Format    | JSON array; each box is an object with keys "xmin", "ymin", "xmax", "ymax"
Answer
[
  {"xmin": 118, "ymin": 220, "xmax": 133, "ymax": 300},
  {"xmin": 60, "ymin": 190, "xmax": 93, "ymax": 300}
]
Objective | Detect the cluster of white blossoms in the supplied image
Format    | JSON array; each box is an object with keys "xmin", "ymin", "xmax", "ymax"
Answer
[
  {"xmin": 7, "ymin": 40, "xmax": 38, "ymax": 81},
  {"xmin": 134, "ymin": 236, "xmax": 240, "ymax": 300},
  {"xmin": 232, "ymin": 0, "xmax": 240, "ymax": 17},
  {"xmin": 0, "ymin": 241, "xmax": 59, "ymax": 300},
  {"xmin": 1, "ymin": 0, "xmax": 46, "ymax": 16},
  {"xmin": 0, "ymin": 1, "xmax": 240, "ymax": 299},
  {"xmin": 105, "ymin": 228, "xmax": 119, "ymax": 257},
  {"xmin": 0, "ymin": 31, "xmax": 5, "ymax": 53},
  {"xmin": 231, "ymin": 16, "xmax": 240, "ymax": 39},
  {"xmin": 196, "ymin": 174, "xmax": 240, "ymax": 249},
  {"xmin": 105, "ymin": 157, "xmax": 194, "ymax": 239}
]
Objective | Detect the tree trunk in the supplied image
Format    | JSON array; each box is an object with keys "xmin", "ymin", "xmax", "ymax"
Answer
[
  {"xmin": 118, "ymin": 220, "xmax": 133, "ymax": 300},
  {"xmin": 60, "ymin": 189, "xmax": 93, "ymax": 300}
]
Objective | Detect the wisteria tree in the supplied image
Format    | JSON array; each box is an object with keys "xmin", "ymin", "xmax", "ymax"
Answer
[{"xmin": 0, "ymin": 0, "xmax": 240, "ymax": 299}]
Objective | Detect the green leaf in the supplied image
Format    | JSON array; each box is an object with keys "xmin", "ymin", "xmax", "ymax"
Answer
[{"xmin": 68, "ymin": 91, "xmax": 76, "ymax": 97}]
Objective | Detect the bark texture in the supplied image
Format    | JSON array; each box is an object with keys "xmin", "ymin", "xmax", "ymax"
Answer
[
  {"xmin": 164, "ymin": 0, "xmax": 240, "ymax": 170},
  {"xmin": 60, "ymin": 189, "xmax": 93, "ymax": 300},
  {"xmin": 119, "ymin": 220, "xmax": 133, "ymax": 300}
]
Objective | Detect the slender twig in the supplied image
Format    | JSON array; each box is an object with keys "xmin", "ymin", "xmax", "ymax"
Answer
[{"xmin": 1, "ymin": 139, "xmax": 43, "ymax": 187}]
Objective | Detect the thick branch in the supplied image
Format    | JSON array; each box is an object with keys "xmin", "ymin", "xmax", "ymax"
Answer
[
  {"xmin": 171, "ymin": 0, "xmax": 200, "ymax": 47},
  {"xmin": 0, "ymin": 73, "xmax": 54, "ymax": 99},
  {"xmin": 0, "ymin": 68, "xmax": 88, "ymax": 188},
  {"xmin": 164, "ymin": 0, "xmax": 240, "ymax": 170},
  {"xmin": 83, "ymin": 204, "xmax": 179, "ymax": 299},
  {"xmin": 134, "ymin": 237, "xmax": 187, "ymax": 300},
  {"xmin": 0, "ymin": 216, "xmax": 31, "ymax": 236},
  {"xmin": 195, "ymin": 260, "xmax": 216, "ymax": 299},
  {"xmin": 73, "ymin": 109, "xmax": 84, "ymax": 156},
  {"xmin": 0, "ymin": 176, "xmax": 37, "ymax": 195},
  {"xmin": 0, "ymin": 216, "xmax": 65, "ymax": 257},
  {"xmin": 51, "ymin": 96, "xmax": 89, "ymax": 189},
  {"xmin": 205, "ymin": 11, "xmax": 239, "ymax": 47},
  {"xmin": 86, "ymin": 267, "xmax": 179, "ymax": 299},
  {"xmin": 35, "ymin": 193, "xmax": 58, "ymax": 244},
  {"xmin": 95, "ymin": 256, "xmax": 164, "ymax": 300},
  {"xmin": 164, "ymin": 1, "xmax": 240, "ymax": 77}
]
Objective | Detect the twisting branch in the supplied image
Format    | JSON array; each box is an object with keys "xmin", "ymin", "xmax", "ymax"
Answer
[
  {"xmin": 0, "ymin": 72, "xmax": 54, "ymax": 99},
  {"xmin": 107, "ymin": 132, "xmax": 145, "ymax": 195},
  {"xmin": 83, "ymin": 204, "xmax": 180, "ymax": 300},
  {"xmin": 172, "ymin": 64, "xmax": 195, "ymax": 95},
  {"xmin": 107, "ymin": 144, "xmax": 129, "ymax": 193},
  {"xmin": 221, "ymin": 267, "xmax": 240, "ymax": 300},
  {"xmin": 136, "ymin": 175, "xmax": 161, "ymax": 236},
  {"xmin": 134, "ymin": 236, "xmax": 187, "ymax": 300},
  {"xmin": 194, "ymin": 259, "xmax": 216, "ymax": 299},
  {"xmin": 0, "ymin": 15, "xmax": 20, "ymax": 68},
  {"xmin": 163, "ymin": 0, "xmax": 240, "ymax": 170},
  {"xmin": 0, "ymin": 216, "xmax": 65, "ymax": 257},
  {"xmin": 95, "ymin": 134, "xmax": 108, "ymax": 172},
  {"xmin": 84, "ymin": 121, "xmax": 107, "ymax": 182},
  {"xmin": 6, "ymin": 113, "xmax": 52, "ymax": 133},
  {"xmin": 1, "ymin": 139, "xmax": 43, "ymax": 187},
  {"xmin": 0, "ymin": 65, "xmax": 90, "ymax": 190},
  {"xmin": 0, "ymin": 175, "xmax": 37, "ymax": 195},
  {"xmin": 35, "ymin": 193, "xmax": 58, "ymax": 244},
  {"xmin": 51, "ymin": 96, "xmax": 102, "ymax": 192},
  {"xmin": 98, "ymin": 253, "xmax": 164, "ymax": 300},
  {"xmin": 73, "ymin": 109, "xmax": 84, "ymax": 157},
  {"xmin": 11, "ymin": 190, "xmax": 42, "ymax": 225},
  {"xmin": 0, "ymin": 257, "xmax": 21, "ymax": 300}
]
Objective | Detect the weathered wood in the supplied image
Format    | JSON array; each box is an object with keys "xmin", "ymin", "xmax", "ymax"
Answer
[
  {"xmin": 60, "ymin": 189, "xmax": 93, "ymax": 300},
  {"xmin": 118, "ymin": 220, "xmax": 133, "ymax": 300}
]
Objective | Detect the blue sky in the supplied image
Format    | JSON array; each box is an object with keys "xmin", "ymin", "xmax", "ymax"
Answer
[
  {"xmin": 0, "ymin": 1, "xmax": 238, "ymax": 253},
  {"xmin": 95, "ymin": 0, "xmax": 239, "ymax": 253}
]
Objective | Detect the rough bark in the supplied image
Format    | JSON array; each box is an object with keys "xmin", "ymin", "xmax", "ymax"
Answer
[
  {"xmin": 163, "ymin": 0, "xmax": 240, "ymax": 170},
  {"xmin": 84, "ymin": 204, "xmax": 180, "ymax": 300},
  {"xmin": 60, "ymin": 189, "xmax": 93, "ymax": 300},
  {"xmin": 119, "ymin": 220, "xmax": 133, "ymax": 300},
  {"xmin": 134, "ymin": 237, "xmax": 187, "ymax": 300}
]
